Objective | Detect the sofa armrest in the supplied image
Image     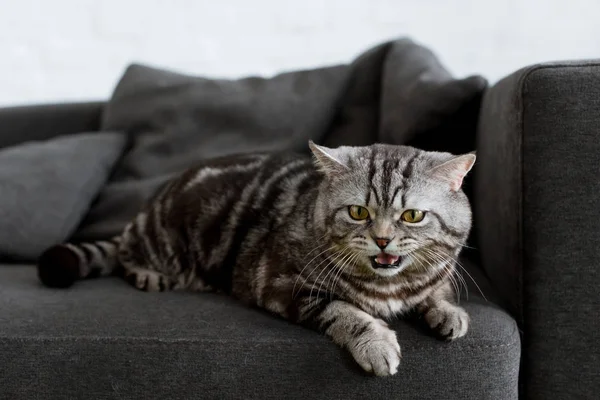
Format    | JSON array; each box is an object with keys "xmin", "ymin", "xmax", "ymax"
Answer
[
  {"xmin": 474, "ymin": 60, "xmax": 600, "ymax": 399},
  {"xmin": 0, "ymin": 101, "xmax": 105, "ymax": 149}
]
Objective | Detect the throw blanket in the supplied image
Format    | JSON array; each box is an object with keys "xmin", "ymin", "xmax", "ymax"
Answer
[{"xmin": 0, "ymin": 37, "xmax": 487, "ymax": 261}]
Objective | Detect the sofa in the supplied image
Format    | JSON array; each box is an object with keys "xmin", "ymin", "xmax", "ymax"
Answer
[{"xmin": 0, "ymin": 38, "xmax": 597, "ymax": 399}]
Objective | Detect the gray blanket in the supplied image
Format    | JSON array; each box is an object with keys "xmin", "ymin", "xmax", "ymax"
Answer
[{"xmin": 0, "ymin": 37, "xmax": 487, "ymax": 261}]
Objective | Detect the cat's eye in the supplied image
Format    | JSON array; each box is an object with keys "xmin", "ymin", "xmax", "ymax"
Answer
[
  {"xmin": 348, "ymin": 205, "xmax": 369, "ymax": 221},
  {"xmin": 401, "ymin": 209, "xmax": 425, "ymax": 223}
]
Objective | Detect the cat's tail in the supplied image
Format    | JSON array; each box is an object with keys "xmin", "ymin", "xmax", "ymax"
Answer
[{"xmin": 37, "ymin": 236, "xmax": 123, "ymax": 288}]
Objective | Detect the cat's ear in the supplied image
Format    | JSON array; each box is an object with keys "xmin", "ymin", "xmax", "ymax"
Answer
[
  {"xmin": 430, "ymin": 153, "xmax": 476, "ymax": 191},
  {"xmin": 308, "ymin": 141, "xmax": 349, "ymax": 175}
]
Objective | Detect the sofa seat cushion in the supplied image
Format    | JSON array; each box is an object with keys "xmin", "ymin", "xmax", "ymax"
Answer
[{"xmin": 0, "ymin": 265, "xmax": 520, "ymax": 400}]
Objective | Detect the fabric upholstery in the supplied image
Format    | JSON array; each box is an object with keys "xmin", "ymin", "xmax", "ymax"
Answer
[
  {"xmin": 0, "ymin": 132, "xmax": 127, "ymax": 261},
  {"xmin": 0, "ymin": 264, "xmax": 520, "ymax": 400},
  {"xmin": 0, "ymin": 102, "xmax": 104, "ymax": 150},
  {"xmin": 475, "ymin": 60, "xmax": 600, "ymax": 399},
  {"xmin": 377, "ymin": 39, "xmax": 487, "ymax": 148},
  {"xmin": 73, "ymin": 37, "xmax": 487, "ymax": 242},
  {"xmin": 322, "ymin": 38, "xmax": 487, "ymax": 149}
]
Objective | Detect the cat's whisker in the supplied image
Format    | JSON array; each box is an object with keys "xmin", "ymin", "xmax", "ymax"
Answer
[
  {"xmin": 453, "ymin": 267, "xmax": 469, "ymax": 301},
  {"xmin": 326, "ymin": 263, "xmax": 344, "ymax": 301},
  {"xmin": 418, "ymin": 250, "xmax": 455, "ymax": 298},
  {"xmin": 425, "ymin": 248, "xmax": 467, "ymax": 301},
  {"xmin": 407, "ymin": 253, "xmax": 424, "ymax": 273},
  {"xmin": 325, "ymin": 248, "xmax": 352, "ymax": 292},
  {"xmin": 323, "ymin": 250, "xmax": 353, "ymax": 301},
  {"xmin": 301, "ymin": 234, "xmax": 331, "ymax": 259},
  {"xmin": 435, "ymin": 250, "xmax": 482, "ymax": 300},
  {"xmin": 304, "ymin": 248, "xmax": 343, "ymax": 287},
  {"xmin": 419, "ymin": 247, "xmax": 463, "ymax": 301},
  {"xmin": 331, "ymin": 252, "xmax": 360, "ymax": 300},
  {"xmin": 308, "ymin": 248, "xmax": 348, "ymax": 305},
  {"xmin": 292, "ymin": 244, "xmax": 339, "ymax": 298},
  {"xmin": 429, "ymin": 247, "xmax": 486, "ymax": 301},
  {"xmin": 318, "ymin": 247, "xmax": 352, "ymax": 302},
  {"xmin": 454, "ymin": 262, "xmax": 487, "ymax": 301},
  {"xmin": 331, "ymin": 253, "xmax": 360, "ymax": 298},
  {"xmin": 300, "ymin": 241, "xmax": 331, "ymax": 264},
  {"xmin": 424, "ymin": 249, "xmax": 460, "ymax": 304}
]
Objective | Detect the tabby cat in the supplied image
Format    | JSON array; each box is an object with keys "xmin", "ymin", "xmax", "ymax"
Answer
[{"xmin": 38, "ymin": 142, "xmax": 476, "ymax": 376}]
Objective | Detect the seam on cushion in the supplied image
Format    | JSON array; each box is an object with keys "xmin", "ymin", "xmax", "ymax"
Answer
[{"xmin": 0, "ymin": 335, "xmax": 520, "ymax": 350}]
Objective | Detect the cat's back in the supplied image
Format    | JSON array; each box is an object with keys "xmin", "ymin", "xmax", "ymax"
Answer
[
  {"xmin": 169, "ymin": 150, "xmax": 315, "ymax": 202},
  {"xmin": 157, "ymin": 149, "xmax": 317, "ymax": 246},
  {"xmin": 149, "ymin": 149, "xmax": 321, "ymax": 292}
]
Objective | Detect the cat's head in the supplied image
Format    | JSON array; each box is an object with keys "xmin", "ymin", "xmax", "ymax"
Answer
[{"xmin": 309, "ymin": 141, "xmax": 475, "ymax": 278}]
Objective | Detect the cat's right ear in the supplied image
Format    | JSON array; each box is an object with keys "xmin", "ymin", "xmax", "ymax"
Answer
[
  {"xmin": 308, "ymin": 141, "xmax": 349, "ymax": 176},
  {"xmin": 429, "ymin": 153, "xmax": 476, "ymax": 192}
]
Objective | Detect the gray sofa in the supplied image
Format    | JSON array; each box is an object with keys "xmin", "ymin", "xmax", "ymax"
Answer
[{"xmin": 0, "ymin": 53, "xmax": 597, "ymax": 398}]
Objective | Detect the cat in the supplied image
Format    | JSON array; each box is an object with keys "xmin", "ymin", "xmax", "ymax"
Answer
[{"xmin": 37, "ymin": 141, "xmax": 475, "ymax": 376}]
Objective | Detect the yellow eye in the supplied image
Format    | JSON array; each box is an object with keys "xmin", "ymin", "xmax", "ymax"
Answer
[
  {"xmin": 401, "ymin": 209, "xmax": 425, "ymax": 223},
  {"xmin": 348, "ymin": 205, "xmax": 369, "ymax": 221}
]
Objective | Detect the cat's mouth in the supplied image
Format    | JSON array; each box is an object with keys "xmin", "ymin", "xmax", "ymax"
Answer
[{"xmin": 370, "ymin": 253, "xmax": 402, "ymax": 269}]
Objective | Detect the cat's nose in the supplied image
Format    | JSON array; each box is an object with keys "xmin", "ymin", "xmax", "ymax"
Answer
[{"xmin": 375, "ymin": 237, "xmax": 391, "ymax": 249}]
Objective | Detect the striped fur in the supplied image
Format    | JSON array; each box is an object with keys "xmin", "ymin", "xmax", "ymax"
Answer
[{"xmin": 37, "ymin": 142, "xmax": 476, "ymax": 376}]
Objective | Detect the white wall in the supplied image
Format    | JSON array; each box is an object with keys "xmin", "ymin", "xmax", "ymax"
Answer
[{"xmin": 2, "ymin": 0, "xmax": 599, "ymax": 106}]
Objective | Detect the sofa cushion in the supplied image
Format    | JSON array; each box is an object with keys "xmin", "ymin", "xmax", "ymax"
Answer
[
  {"xmin": 377, "ymin": 39, "xmax": 487, "ymax": 151},
  {"xmin": 0, "ymin": 263, "xmax": 520, "ymax": 400},
  {"xmin": 0, "ymin": 132, "xmax": 127, "ymax": 261}
]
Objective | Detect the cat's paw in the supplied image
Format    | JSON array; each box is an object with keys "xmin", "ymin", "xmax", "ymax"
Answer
[
  {"xmin": 349, "ymin": 318, "xmax": 401, "ymax": 376},
  {"xmin": 425, "ymin": 303, "xmax": 469, "ymax": 341}
]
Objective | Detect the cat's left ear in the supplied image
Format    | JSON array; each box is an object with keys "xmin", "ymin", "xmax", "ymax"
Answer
[
  {"xmin": 308, "ymin": 141, "xmax": 350, "ymax": 175},
  {"xmin": 430, "ymin": 153, "xmax": 476, "ymax": 192}
]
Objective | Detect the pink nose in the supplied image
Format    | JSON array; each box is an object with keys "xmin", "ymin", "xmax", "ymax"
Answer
[{"xmin": 375, "ymin": 238, "xmax": 391, "ymax": 249}]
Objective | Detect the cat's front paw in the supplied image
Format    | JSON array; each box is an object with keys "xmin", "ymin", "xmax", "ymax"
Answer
[
  {"xmin": 349, "ymin": 318, "xmax": 401, "ymax": 376},
  {"xmin": 425, "ymin": 303, "xmax": 469, "ymax": 341}
]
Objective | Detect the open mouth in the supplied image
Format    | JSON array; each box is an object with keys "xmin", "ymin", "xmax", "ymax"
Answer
[{"xmin": 370, "ymin": 253, "xmax": 403, "ymax": 269}]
